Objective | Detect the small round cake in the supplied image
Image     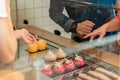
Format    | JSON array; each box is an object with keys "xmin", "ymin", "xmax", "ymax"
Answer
[
  {"xmin": 41, "ymin": 65, "xmax": 53, "ymax": 77},
  {"xmin": 53, "ymin": 62, "xmax": 65, "ymax": 74},
  {"xmin": 28, "ymin": 43, "xmax": 38, "ymax": 52},
  {"xmin": 64, "ymin": 59, "xmax": 75, "ymax": 71},
  {"xmin": 55, "ymin": 48, "xmax": 66, "ymax": 59},
  {"xmin": 74, "ymin": 55, "xmax": 85, "ymax": 67},
  {"xmin": 45, "ymin": 50, "xmax": 57, "ymax": 61},
  {"xmin": 37, "ymin": 39, "xmax": 47, "ymax": 50}
]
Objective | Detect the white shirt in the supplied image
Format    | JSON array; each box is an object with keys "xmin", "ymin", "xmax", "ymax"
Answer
[{"xmin": 0, "ymin": 0, "xmax": 7, "ymax": 18}]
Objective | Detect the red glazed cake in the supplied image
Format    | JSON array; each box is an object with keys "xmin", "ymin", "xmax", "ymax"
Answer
[
  {"xmin": 74, "ymin": 55, "xmax": 85, "ymax": 67},
  {"xmin": 53, "ymin": 62, "xmax": 65, "ymax": 74},
  {"xmin": 64, "ymin": 59, "xmax": 75, "ymax": 70},
  {"xmin": 41, "ymin": 65, "xmax": 53, "ymax": 77}
]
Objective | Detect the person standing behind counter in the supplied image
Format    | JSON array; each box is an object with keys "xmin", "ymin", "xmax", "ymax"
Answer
[
  {"xmin": 49, "ymin": 0, "xmax": 117, "ymax": 42},
  {"xmin": 0, "ymin": 0, "xmax": 36, "ymax": 64},
  {"xmin": 0, "ymin": 0, "xmax": 36, "ymax": 80}
]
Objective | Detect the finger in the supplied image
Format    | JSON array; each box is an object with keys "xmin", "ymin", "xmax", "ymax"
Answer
[
  {"xmin": 31, "ymin": 36, "xmax": 37, "ymax": 42},
  {"xmin": 85, "ymin": 20, "xmax": 95, "ymax": 27},
  {"xmin": 24, "ymin": 38, "xmax": 32, "ymax": 44},
  {"xmin": 83, "ymin": 33, "xmax": 92, "ymax": 38},
  {"xmin": 86, "ymin": 20, "xmax": 95, "ymax": 25},
  {"xmin": 24, "ymin": 36, "xmax": 35, "ymax": 44},
  {"xmin": 27, "ymin": 34, "xmax": 36, "ymax": 40},
  {"xmin": 81, "ymin": 29, "xmax": 92, "ymax": 35},
  {"xmin": 84, "ymin": 25, "xmax": 93, "ymax": 31},
  {"xmin": 98, "ymin": 32, "xmax": 106, "ymax": 40},
  {"xmin": 77, "ymin": 24, "xmax": 93, "ymax": 31},
  {"xmin": 90, "ymin": 36, "xmax": 95, "ymax": 42}
]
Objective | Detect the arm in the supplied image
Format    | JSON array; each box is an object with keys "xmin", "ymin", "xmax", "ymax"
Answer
[
  {"xmin": 49, "ymin": 0, "xmax": 75, "ymax": 33},
  {"xmin": 0, "ymin": 70, "xmax": 24, "ymax": 80},
  {"xmin": 106, "ymin": 17, "xmax": 120, "ymax": 32},
  {"xmin": 0, "ymin": 0, "xmax": 17, "ymax": 63},
  {"xmin": 49, "ymin": 0, "xmax": 95, "ymax": 35},
  {"xmin": 0, "ymin": 18, "xmax": 17, "ymax": 64},
  {"xmin": 84, "ymin": 16, "xmax": 120, "ymax": 41}
]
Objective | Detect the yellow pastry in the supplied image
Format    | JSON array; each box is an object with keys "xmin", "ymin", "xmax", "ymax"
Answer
[
  {"xmin": 28, "ymin": 43, "xmax": 38, "ymax": 52},
  {"xmin": 37, "ymin": 39, "xmax": 47, "ymax": 50}
]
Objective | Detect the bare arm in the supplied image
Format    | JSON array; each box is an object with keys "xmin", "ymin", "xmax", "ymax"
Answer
[
  {"xmin": 106, "ymin": 17, "xmax": 120, "ymax": 32},
  {"xmin": 0, "ymin": 0, "xmax": 17, "ymax": 64},
  {"xmin": 0, "ymin": 18, "xmax": 17, "ymax": 64},
  {"xmin": 84, "ymin": 16, "xmax": 120, "ymax": 41}
]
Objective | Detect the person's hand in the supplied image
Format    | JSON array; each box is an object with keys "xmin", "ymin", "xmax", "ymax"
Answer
[
  {"xmin": 76, "ymin": 20, "xmax": 95, "ymax": 36},
  {"xmin": 15, "ymin": 28, "xmax": 36, "ymax": 44},
  {"xmin": 84, "ymin": 23, "xmax": 109, "ymax": 41}
]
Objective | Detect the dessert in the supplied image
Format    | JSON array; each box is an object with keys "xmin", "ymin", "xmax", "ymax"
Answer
[
  {"xmin": 74, "ymin": 55, "xmax": 85, "ymax": 67},
  {"xmin": 41, "ymin": 65, "xmax": 53, "ymax": 77},
  {"xmin": 55, "ymin": 48, "xmax": 66, "ymax": 59},
  {"xmin": 77, "ymin": 73, "xmax": 98, "ymax": 80},
  {"xmin": 53, "ymin": 62, "xmax": 65, "ymax": 73},
  {"xmin": 96, "ymin": 67, "xmax": 120, "ymax": 80},
  {"xmin": 37, "ymin": 39, "xmax": 47, "ymax": 50},
  {"xmin": 45, "ymin": 50, "xmax": 57, "ymax": 61},
  {"xmin": 64, "ymin": 59, "xmax": 75, "ymax": 71},
  {"xmin": 87, "ymin": 71, "xmax": 111, "ymax": 80},
  {"xmin": 28, "ymin": 43, "xmax": 38, "ymax": 52}
]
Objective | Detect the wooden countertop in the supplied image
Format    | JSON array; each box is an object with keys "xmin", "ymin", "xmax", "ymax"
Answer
[
  {"xmin": 22, "ymin": 25, "xmax": 78, "ymax": 47},
  {"xmin": 22, "ymin": 25, "xmax": 120, "ymax": 68}
]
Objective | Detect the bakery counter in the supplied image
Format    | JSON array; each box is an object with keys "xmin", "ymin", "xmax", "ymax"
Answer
[
  {"xmin": 22, "ymin": 25, "xmax": 120, "ymax": 67},
  {"xmin": 14, "ymin": 25, "xmax": 120, "ymax": 80}
]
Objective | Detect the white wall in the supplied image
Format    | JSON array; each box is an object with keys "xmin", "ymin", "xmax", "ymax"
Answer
[{"xmin": 10, "ymin": 0, "xmax": 71, "ymax": 39}]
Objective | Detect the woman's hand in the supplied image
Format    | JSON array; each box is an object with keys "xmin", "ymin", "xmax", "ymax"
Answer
[
  {"xmin": 84, "ymin": 23, "xmax": 109, "ymax": 41},
  {"xmin": 15, "ymin": 28, "xmax": 36, "ymax": 44}
]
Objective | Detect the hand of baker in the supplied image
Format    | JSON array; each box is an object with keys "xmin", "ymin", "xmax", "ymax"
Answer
[
  {"xmin": 15, "ymin": 28, "xmax": 36, "ymax": 44},
  {"xmin": 76, "ymin": 20, "xmax": 95, "ymax": 35}
]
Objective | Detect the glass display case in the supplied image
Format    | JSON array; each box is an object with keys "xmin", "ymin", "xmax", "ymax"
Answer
[
  {"xmin": 9, "ymin": 32, "xmax": 120, "ymax": 80},
  {"xmin": 9, "ymin": 0, "xmax": 120, "ymax": 80}
]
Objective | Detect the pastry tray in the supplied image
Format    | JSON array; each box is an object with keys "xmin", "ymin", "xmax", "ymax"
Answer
[
  {"xmin": 41, "ymin": 52, "xmax": 120, "ymax": 80},
  {"xmin": 41, "ymin": 62, "xmax": 120, "ymax": 80}
]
